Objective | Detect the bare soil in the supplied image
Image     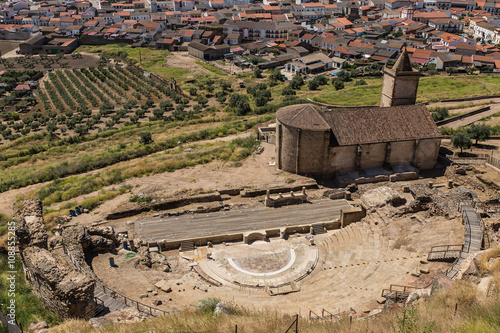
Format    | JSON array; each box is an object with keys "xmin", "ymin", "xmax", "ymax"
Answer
[
  {"xmin": 66, "ymin": 140, "xmax": 305, "ymax": 226},
  {"xmin": 164, "ymin": 52, "xmax": 213, "ymax": 78}
]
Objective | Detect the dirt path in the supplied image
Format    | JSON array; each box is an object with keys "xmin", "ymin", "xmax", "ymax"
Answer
[
  {"xmin": 0, "ymin": 181, "xmax": 50, "ymax": 216},
  {"xmin": 68, "ymin": 138, "xmax": 305, "ymax": 226}
]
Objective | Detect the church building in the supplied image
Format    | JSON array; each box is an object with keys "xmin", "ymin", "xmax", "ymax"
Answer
[{"xmin": 275, "ymin": 50, "xmax": 442, "ymax": 180}]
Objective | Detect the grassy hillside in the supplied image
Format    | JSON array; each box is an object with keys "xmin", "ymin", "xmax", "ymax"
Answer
[
  {"xmin": 311, "ymin": 75, "xmax": 500, "ymax": 106},
  {"xmin": 0, "ymin": 255, "xmax": 60, "ymax": 330}
]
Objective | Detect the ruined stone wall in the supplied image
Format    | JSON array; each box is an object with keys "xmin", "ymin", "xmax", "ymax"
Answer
[
  {"xmin": 14, "ymin": 199, "xmax": 96, "ymax": 319},
  {"xmin": 62, "ymin": 225, "xmax": 117, "ymax": 279},
  {"xmin": 14, "ymin": 199, "xmax": 47, "ymax": 250}
]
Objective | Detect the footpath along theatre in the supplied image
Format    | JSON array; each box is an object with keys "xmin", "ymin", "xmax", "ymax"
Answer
[{"xmin": 275, "ymin": 50, "xmax": 442, "ymax": 179}]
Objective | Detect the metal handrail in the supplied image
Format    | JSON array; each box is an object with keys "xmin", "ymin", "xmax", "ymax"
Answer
[
  {"xmin": 428, "ymin": 244, "xmax": 463, "ymax": 253},
  {"xmin": 309, "ymin": 310, "xmax": 320, "ymax": 320},
  {"xmin": 321, "ymin": 308, "xmax": 334, "ymax": 320},
  {"xmin": 96, "ymin": 282, "xmax": 167, "ymax": 316}
]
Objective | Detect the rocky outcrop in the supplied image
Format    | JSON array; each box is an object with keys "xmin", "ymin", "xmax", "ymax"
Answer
[
  {"xmin": 137, "ymin": 245, "xmax": 152, "ymax": 268},
  {"xmin": 61, "ymin": 225, "xmax": 118, "ymax": 279},
  {"xmin": 14, "ymin": 199, "xmax": 96, "ymax": 319},
  {"xmin": 62, "ymin": 225, "xmax": 117, "ymax": 253},
  {"xmin": 88, "ymin": 308, "xmax": 148, "ymax": 328},
  {"xmin": 360, "ymin": 187, "xmax": 406, "ymax": 210},
  {"xmin": 14, "ymin": 199, "xmax": 47, "ymax": 250},
  {"xmin": 399, "ymin": 184, "xmax": 477, "ymax": 218},
  {"xmin": 23, "ymin": 246, "xmax": 95, "ymax": 317}
]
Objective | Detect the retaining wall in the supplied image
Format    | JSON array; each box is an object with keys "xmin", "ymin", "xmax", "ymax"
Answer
[
  {"xmin": 106, "ymin": 192, "xmax": 222, "ymax": 220},
  {"xmin": 436, "ymin": 106, "xmax": 490, "ymax": 127},
  {"xmin": 440, "ymin": 94, "xmax": 500, "ymax": 103}
]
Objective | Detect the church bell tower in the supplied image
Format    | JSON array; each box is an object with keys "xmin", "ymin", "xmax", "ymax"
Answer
[{"xmin": 380, "ymin": 48, "xmax": 421, "ymax": 107}]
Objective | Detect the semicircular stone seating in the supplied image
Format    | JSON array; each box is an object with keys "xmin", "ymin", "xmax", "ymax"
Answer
[
  {"xmin": 301, "ymin": 221, "xmax": 425, "ymax": 313},
  {"xmin": 196, "ymin": 221, "xmax": 425, "ymax": 315},
  {"xmin": 199, "ymin": 242, "xmax": 319, "ymax": 288}
]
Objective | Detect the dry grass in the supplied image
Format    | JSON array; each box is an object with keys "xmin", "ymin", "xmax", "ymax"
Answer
[
  {"xmin": 48, "ymin": 308, "xmax": 401, "ymax": 333},
  {"xmin": 392, "ymin": 237, "xmax": 410, "ymax": 250},
  {"xmin": 44, "ymin": 277, "xmax": 500, "ymax": 333},
  {"xmin": 478, "ymin": 245, "xmax": 500, "ymax": 273}
]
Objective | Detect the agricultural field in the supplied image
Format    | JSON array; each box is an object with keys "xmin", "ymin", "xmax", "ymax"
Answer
[{"xmin": 1, "ymin": 64, "xmax": 198, "ymax": 142}]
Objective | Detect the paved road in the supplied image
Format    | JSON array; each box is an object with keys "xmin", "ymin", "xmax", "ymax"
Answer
[{"xmin": 134, "ymin": 199, "xmax": 351, "ymax": 242}]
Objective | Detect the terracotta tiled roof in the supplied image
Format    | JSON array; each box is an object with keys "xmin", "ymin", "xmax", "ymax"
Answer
[
  {"xmin": 277, "ymin": 104, "xmax": 330, "ymax": 131},
  {"xmin": 276, "ymin": 104, "xmax": 441, "ymax": 145}
]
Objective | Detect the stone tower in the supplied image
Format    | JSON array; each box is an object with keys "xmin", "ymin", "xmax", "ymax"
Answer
[{"xmin": 380, "ymin": 48, "xmax": 421, "ymax": 107}]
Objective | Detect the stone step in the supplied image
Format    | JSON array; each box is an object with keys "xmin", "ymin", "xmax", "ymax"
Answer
[
  {"xmin": 180, "ymin": 240, "xmax": 195, "ymax": 252},
  {"xmin": 312, "ymin": 223, "xmax": 326, "ymax": 235}
]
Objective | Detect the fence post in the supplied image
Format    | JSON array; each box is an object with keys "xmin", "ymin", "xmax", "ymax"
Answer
[
  {"xmin": 295, "ymin": 314, "xmax": 298, "ymax": 333},
  {"xmin": 402, "ymin": 304, "xmax": 407, "ymax": 331},
  {"xmin": 235, "ymin": 324, "xmax": 237, "ymax": 333}
]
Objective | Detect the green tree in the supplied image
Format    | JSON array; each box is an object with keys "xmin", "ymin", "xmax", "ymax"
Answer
[
  {"xmin": 230, "ymin": 93, "xmax": 251, "ymax": 115},
  {"xmin": 451, "ymin": 131, "xmax": 472, "ymax": 153},
  {"xmin": 105, "ymin": 120, "xmax": 115, "ymax": 129},
  {"xmin": 269, "ymin": 68, "xmax": 282, "ymax": 81},
  {"xmin": 445, "ymin": 67, "xmax": 459, "ymax": 75},
  {"xmin": 176, "ymin": 104, "xmax": 185, "ymax": 112},
  {"xmin": 290, "ymin": 74, "xmax": 304, "ymax": 89},
  {"xmin": 220, "ymin": 81, "xmax": 231, "ymax": 91},
  {"xmin": 308, "ymin": 80, "xmax": 319, "ymax": 90},
  {"xmin": 336, "ymin": 71, "xmax": 351, "ymax": 82},
  {"xmin": 140, "ymin": 131, "xmax": 153, "ymax": 144},
  {"xmin": 193, "ymin": 104, "xmax": 203, "ymax": 112},
  {"xmin": 315, "ymin": 74, "xmax": 328, "ymax": 85},
  {"xmin": 333, "ymin": 79, "xmax": 345, "ymax": 90},
  {"xmin": 189, "ymin": 87, "xmax": 197, "ymax": 96},
  {"xmin": 430, "ymin": 107, "xmax": 449, "ymax": 122},
  {"xmin": 282, "ymin": 85, "xmax": 296, "ymax": 96},
  {"xmin": 467, "ymin": 123, "xmax": 491, "ymax": 144},
  {"xmin": 46, "ymin": 121, "xmax": 58, "ymax": 133},
  {"xmin": 197, "ymin": 96, "xmax": 208, "ymax": 106},
  {"xmin": 129, "ymin": 115, "xmax": 139, "ymax": 124},
  {"xmin": 160, "ymin": 100, "xmax": 173, "ymax": 110},
  {"xmin": 153, "ymin": 108, "xmax": 164, "ymax": 119},
  {"xmin": 235, "ymin": 99, "xmax": 251, "ymax": 115},
  {"xmin": 74, "ymin": 124, "xmax": 88, "ymax": 136},
  {"xmin": 254, "ymin": 68, "xmax": 263, "ymax": 78}
]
